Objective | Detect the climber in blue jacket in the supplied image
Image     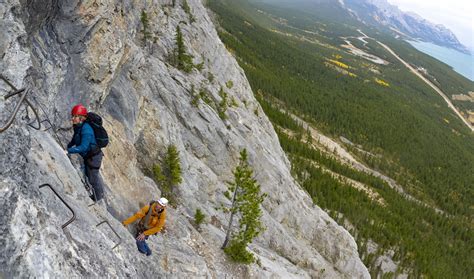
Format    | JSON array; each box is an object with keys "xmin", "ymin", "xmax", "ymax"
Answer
[{"xmin": 67, "ymin": 104, "xmax": 105, "ymax": 201}]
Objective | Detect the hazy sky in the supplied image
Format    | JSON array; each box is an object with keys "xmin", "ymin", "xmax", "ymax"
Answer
[{"xmin": 387, "ymin": 0, "xmax": 474, "ymax": 50}]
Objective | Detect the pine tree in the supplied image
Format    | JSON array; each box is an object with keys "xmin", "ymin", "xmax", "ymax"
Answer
[
  {"xmin": 217, "ymin": 87, "xmax": 229, "ymax": 120},
  {"xmin": 175, "ymin": 26, "xmax": 194, "ymax": 72},
  {"xmin": 140, "ymin": 10, "xmax": 152, "ymax": 43},
  {"xmin": 182, "ymin": 0, "xmax": 195, "ymax": 22},
  {"xmin": 153, "ymin": 164, "xmax": 166, "ymax": 186},
  {"xmin": 222, "ymin": 149, "xmax": 266, "ymax": 264},
  {"xmin": 182, "ymin": 0, "xmax": 191, "ymax": 14},
  {"xmin": 154, "ymin": 144, "xmax": 182, "ymax": 204},
  {"xmin": 163, "ymin": 144, "xmax": 182, "ymax": 191}
]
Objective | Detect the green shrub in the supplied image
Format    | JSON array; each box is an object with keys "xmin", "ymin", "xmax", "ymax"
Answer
[
  {"xmin": 218, "ymin": 87, "xmax": 229, "ymax": 120},
  {"xmin": 208, "ymin": 72, "xmax": 215, "ymax": 83},
  {"xmin": 223, "ymin": 239, "xmax": 255, "ymax": 264},
  {"xmin": 195, "ymin": 61, "xmax": 204, "ymax": 71},
  {"xmin": 199, "ymin": 88, "xmax": 213, "ymax": 107},
  {"xmin": 140, "ymin": 10, "xmax": 153, "ymax": 43},
  {"xmin": 230, "ymin": 97, "xmax": 238, "ymax": 107},
  {"xmin": 190, "ymin": 85, "xmax": 200, "ymax": 107},
  {"xmin": 194, "ymin": 208, "xmax": 206, "ymax": 228}
]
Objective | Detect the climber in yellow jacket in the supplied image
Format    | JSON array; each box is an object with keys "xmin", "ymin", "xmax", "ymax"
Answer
[{"xmin": 122, "ymin": 197, "xmax": 168, "ymax": 256}]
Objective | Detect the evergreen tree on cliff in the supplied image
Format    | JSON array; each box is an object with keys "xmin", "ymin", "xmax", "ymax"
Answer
[{"xmin": 222, "ymin": 149, "xmax": 266, "ymax": 264}]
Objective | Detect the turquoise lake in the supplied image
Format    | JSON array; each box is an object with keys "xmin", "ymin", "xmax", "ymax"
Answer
[{"xmin": 407, "ymin": 40, "xmax": 474, "ymax": 81}]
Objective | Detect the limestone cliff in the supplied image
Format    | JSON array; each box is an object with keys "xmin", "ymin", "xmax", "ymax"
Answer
[{"xmin": 0, "ymin": 0, "xmax": 369, "ymax": 277}]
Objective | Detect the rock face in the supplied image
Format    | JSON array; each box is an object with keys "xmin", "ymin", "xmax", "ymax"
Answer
[{"xmin": 0, "ymin": 0, "xmax": 369, "ymax": 278}]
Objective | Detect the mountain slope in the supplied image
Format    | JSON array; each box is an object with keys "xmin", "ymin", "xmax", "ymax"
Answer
[
  {"xmin": 0, "ymin": 0, "xmax": 368, "ymax": 278},
  {"xmin": 208, "ymin": 0, "xmax": 474, "ymax": 277}
]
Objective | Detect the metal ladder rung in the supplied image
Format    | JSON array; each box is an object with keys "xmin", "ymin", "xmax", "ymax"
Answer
[{"xmin": 39, "ymin": 183, "xmax": 76, "ymax": 229}]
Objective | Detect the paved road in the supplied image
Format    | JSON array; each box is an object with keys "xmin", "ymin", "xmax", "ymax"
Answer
[{"xmin": 377, "ymin": 41, "xmax": 474, "ymax": 132}]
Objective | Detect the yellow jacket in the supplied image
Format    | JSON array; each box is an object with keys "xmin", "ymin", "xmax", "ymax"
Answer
[{"xmin": 123, "ymin": 204, "xmax": 167, "ymax": 236}]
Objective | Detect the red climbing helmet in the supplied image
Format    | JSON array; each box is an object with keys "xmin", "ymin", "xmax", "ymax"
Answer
[{"xmin": 71, "ymin": 104, "xmax": 88, "ymax": 116}]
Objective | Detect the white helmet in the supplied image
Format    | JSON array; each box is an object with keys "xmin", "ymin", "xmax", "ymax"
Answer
[{"xmin": 157, "ymin": 197, "xmax": 168, "ymax": 206}]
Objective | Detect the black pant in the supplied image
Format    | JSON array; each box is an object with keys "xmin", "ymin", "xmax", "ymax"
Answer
[{"xmin": 85, "ymin": 151, "xmax": 104, "ymax": 201}]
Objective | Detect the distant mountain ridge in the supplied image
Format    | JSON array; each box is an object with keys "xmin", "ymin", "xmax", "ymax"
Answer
[
  {"xmin": 263, "ymin": 0, "xmax": 469, "ymax": 53},
  {"xmin": 342, "ymin": 0, "xmax": 470, "ymax": 53}
]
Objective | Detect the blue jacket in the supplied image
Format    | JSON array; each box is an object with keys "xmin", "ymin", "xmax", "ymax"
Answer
[{"xmin": 67, "ymin": 122, "xmax": 97, "ymax": 158}]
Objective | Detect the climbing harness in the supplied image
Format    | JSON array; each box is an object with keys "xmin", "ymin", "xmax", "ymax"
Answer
[{"xmin": 137, "ymin": 201, "xmax": 165, "ymax": 237}]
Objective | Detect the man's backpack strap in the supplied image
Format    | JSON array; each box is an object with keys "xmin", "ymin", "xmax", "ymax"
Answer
[
  {"xmin": 86, "ymin": 112, "xmax": 109, "ymax": 148},
  {"xmin": 140, "ymin": 201, "xmax": 158, "ymax": 231}
]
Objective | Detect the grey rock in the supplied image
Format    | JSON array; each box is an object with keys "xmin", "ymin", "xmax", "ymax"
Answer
[{"xmin": 0, "ymin": 0, "xmax": 369, "ymax": 278}]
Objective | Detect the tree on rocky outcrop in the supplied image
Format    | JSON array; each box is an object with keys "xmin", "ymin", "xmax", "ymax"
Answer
[
  {"xmin": 140, "ymin": 10, "xmax": 152, "ymax": 44},
  {"xmin": 153, "ymin": 144, "xmax": 182, "ymax": 204},
  {"xmin": 173, "ymin": 25, "xmax": 194, "ymax": 73},
  {"xmin": 222, "ymin": 149, "xmax": 266, "ymax": 264},
  {"xmin": 217, "ymin": 87, "xmax": 229, "ymax": 120},
  {"xmin": 164, "ymin": 144, "xmax": 182, "ymax": 186},
  {"xmin": 182, "ymin": 0, "xmax": 195, "ymax": 23}
]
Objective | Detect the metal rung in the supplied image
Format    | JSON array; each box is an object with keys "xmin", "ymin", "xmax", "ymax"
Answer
[
  {"xmin": 39, "ymin": 183, "xmax": 76, "ymax": 229},
  {"xmin": 0, "ymin": 88, "xmax": 29, "ymax": 133},
  {"xmin": 0, "ymin": 75, "xmax": 59, "ymax": 149},
  {"xmin": 5, "ymin": 88, "xmax": 25, "ymax": 99},
  {"xmin": 0, "ymin": 74, "xmax": 18, "ymax": 90},
  {"xmin": 0, "ymin": 75, "xmax": 41, "ymax": 133},
  {"xmin": 96, "ymin": 220, "xmax": 122, "ymax": 250},
  {"xmin": 24, "ymin": 98, "xmax": 41, "ymax": 130}
]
